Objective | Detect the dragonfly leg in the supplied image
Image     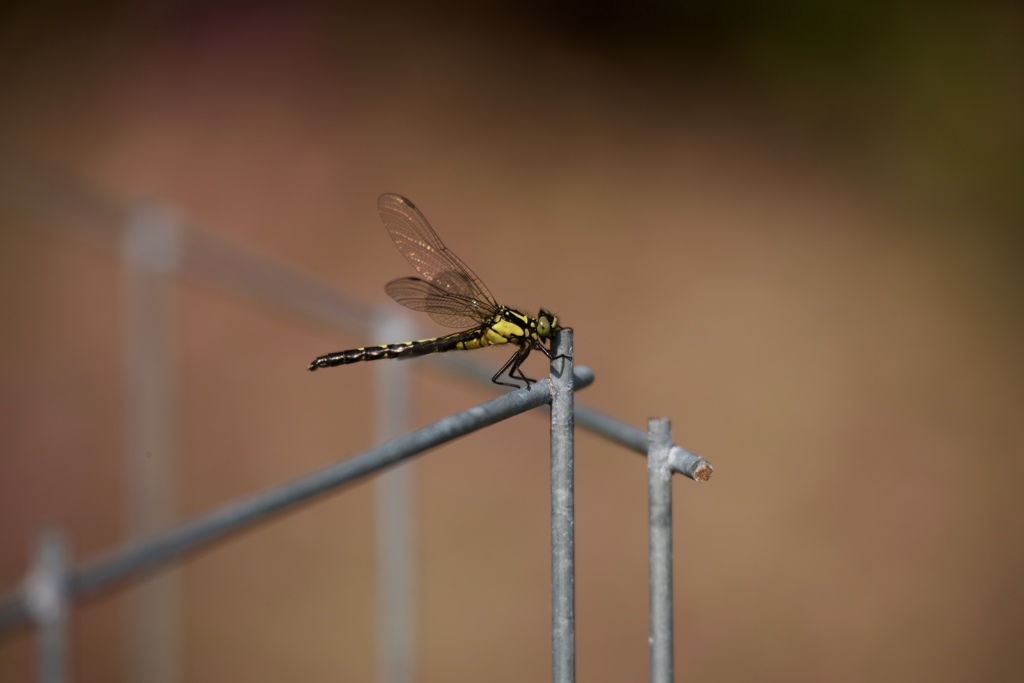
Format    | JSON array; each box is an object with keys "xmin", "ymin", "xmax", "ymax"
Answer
[
  {"xmin": 492, "ymin": 344, "xmax": 533, "ymax": 388},
  {"xmin": 537, "ymin": 334, "xmax": 573, "ymax": 363}
]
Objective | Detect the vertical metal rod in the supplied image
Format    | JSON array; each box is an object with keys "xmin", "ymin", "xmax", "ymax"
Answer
[
  {"xmin": 122, "ymin": 204, "xmax": 183, "ymax": 683},
  {"xmin": 648, "ymin": 418, "xmax": 674, "ymax": 683},
  {"xmin": 374, "ymin": 310, "xmax": 416, "ymax": 683},
  {"xmin": 27, "ymin": 530, "xmax": 69, "ymax": 683},
  {"xmin": 549, "ymin": 329, "xmax": 575, "ymax": 683}
]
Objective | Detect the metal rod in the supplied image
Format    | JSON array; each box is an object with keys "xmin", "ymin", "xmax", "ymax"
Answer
[
  {"xmin": 122, "ymin": 204, "xmax": 183, "ymax": 683},
  {"xmin": 647, "ymin": 418, "xmax": 674, "ymax": 683},
  {"xmin": 576, "ymin": 405, "xmax": 714, "ymax": 482},
  {"xmin": 374, "ymin": 310, "xmax": 416, "ymax": 683},
  {"xmin": 0, "ymin": 367, "xmax": 595, "ymax": 633},
  {"xmin": 668, "ymin": 446, "xmax": 711, "ymax": 481},
  {"xmin": 549, "ymin": 329, "xmax": 576, "ymax": 683},
  {"xmin": 26, "ymin": 530, "xmax": 69, "ymax": 683}
]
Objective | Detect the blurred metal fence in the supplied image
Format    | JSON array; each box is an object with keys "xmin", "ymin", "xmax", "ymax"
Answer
[{"xmin": 0, "ymin": 153, "xmax": 713, "ymax": 683}]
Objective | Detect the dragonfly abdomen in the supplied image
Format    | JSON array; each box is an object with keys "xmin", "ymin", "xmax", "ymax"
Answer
[{"xmin": 308, "ymin": 328, "xmax": 502, "ymax": 371}]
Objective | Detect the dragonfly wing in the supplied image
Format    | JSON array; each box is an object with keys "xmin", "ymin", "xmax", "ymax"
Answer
[
  {"xmin": 378, "ymin": 193, "xmax": 497, "ymax": 308},
  {"xmin": 385, "ymin": 277, "xmax": 495, "ymax": 329}
]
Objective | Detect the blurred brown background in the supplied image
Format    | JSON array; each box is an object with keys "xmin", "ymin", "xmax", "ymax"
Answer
[{"xmin": 1, "ymin": 1, "xmax": 1022, "ymax": 681}]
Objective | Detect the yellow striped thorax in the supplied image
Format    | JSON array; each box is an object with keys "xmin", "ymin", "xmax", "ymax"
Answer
[{"xmin": 455, "ymin": 306, "xmax": 558, "ymax": 349}]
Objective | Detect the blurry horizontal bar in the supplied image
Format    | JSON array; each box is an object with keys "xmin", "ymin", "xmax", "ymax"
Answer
[
  {"xmin": 0, "ymin": 152, "xmax": 372, "ymax": 336},
  {"xmin": 575, "ymin": 405, "xmax": 713, "ymax": 482},
  {"xmin": 0, "ymin": 146, "xmax": 125, "ymax": 243},
  {"xmin": 180, "ymin": 230, "xmax": 373, "ymax": 336},
  {"xmin": 0, "ymin": 367, "xmax": 594, "ymax": 634}
]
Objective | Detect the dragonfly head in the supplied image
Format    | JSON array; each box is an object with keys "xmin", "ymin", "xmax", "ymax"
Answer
[{"xmin": 536, "ymin": 309, "xmax": 559, "ymax": 338}]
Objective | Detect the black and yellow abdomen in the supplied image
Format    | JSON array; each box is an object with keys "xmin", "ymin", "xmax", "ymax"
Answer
[
  {"xmin": 309, "ymin": 329, "xmax": 478, "ymax": 371},
  {"xmin": 308, "ymin": 308, "xmax": 529, "ymax": 371}
]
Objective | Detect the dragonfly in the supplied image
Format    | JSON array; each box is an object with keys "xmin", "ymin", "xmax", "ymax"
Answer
[{"xmin": 308, "ymin": 193, "xmax": 561, "ymax": 387}]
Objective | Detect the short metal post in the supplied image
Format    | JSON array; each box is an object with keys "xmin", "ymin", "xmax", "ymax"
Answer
[
  {"xmin": 26, "ymin": 530, "xmax": 69, "ymax": 683},
  {"xmin": 549, "ymin": 329, "xmax": 575, "ymax": 683},
  {"xmin": 648, "ymin": 418, "xmax": 674, "ymax": 683}
]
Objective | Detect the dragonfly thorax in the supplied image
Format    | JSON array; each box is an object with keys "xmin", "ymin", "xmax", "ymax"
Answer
[{"xmin": 493, "ymin": 307, "xmax": 558, "ymax": 343}]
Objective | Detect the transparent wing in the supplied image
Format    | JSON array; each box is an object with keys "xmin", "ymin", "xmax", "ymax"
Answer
[
  {"xmin": 377, "ymin": 193, "xmax": 497, "ymax": 311},
  {"xmin": 384, "ymin": 277, "xmax": 498, "ymax": 329}
]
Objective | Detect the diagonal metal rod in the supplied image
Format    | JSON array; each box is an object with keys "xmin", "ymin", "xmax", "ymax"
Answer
[
  {"xmin": 549, "ymin": 329, "xmax": 576, "ymax": 683},
  {"xmin": 0, "ymin": 367, "xmax": 595, "ymax": 634}
]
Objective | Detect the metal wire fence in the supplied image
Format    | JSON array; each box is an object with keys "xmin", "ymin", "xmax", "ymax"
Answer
[{"xmin": 0, "ymin": 152, "xmax": 713, "ymax": 683}]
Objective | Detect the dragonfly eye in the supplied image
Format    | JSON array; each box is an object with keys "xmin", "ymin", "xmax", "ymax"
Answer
[{"xmin": 536, "ymin": 313, "xmax": 554, "ymax": 337}]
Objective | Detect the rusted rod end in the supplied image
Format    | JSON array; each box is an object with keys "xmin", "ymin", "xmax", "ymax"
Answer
[{"xmin": 668, "ymin": 446, "xmax": 714, "ymax": 482}]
